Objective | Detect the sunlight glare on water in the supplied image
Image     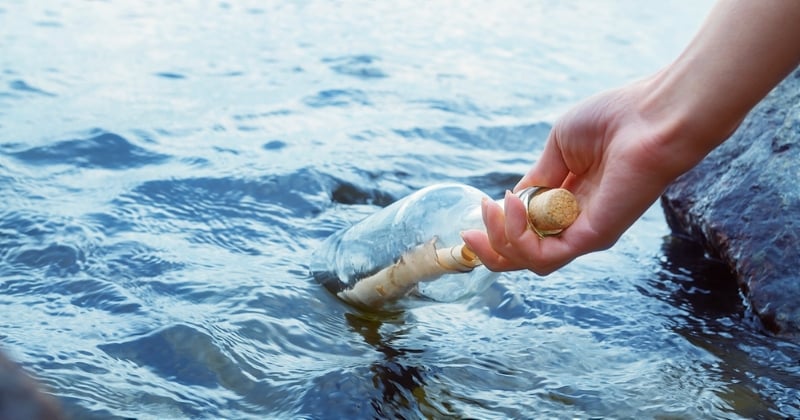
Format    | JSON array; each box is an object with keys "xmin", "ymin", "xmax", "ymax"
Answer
[{"xmin": 1, "ymin": 1, "xmax": 799, "ymax": 418}]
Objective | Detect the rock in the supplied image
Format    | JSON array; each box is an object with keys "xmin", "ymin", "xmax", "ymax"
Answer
[
  {"xmin": 0, "ymin": 350, "xmax": 64, "ymax": 420},
  {"xmin": 661, "ymin": 67, "xmax": 800, "ymax": 339}
]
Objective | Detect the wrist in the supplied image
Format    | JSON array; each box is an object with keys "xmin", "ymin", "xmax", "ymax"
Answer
[
  {"xmin": 635, "ymin": 0, "xmax": 800, "ymax": 179},
  {"xmin": 633, "ymin": 66, "xmax": 741, "ymax": 180}
]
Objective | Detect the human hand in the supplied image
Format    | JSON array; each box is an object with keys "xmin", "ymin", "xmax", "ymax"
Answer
[
  {"xmin": 460, "ymin": 1, "xmax": 800, "ymax": 276},
  {"xmin": 462, "ymin": 80, "xmax": 687, "ymax": 275}
]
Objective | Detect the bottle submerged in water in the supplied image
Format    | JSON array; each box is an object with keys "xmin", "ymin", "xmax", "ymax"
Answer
[{"xmin": 310, "ymin": 183, "xmax": 577, "ymax": 309}]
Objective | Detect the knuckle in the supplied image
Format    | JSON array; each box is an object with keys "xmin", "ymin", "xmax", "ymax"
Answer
[
  {"xmin": 487, "ymin": 231, "xmax": 507, "ymax": 250},
  {"xmin": 528, "ymin": 261, "xmax": 562, "ymax": 276},
  {"xmin": 481, "ymin": 258, "xmax": 505, "ymax": 272},
  {"xmin": 593, "ymin": 234, "xmax": 619, "ymax": 252}
]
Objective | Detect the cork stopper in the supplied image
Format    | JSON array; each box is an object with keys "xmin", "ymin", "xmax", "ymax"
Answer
[{"xmin": 525, "ymin": 188, "xmax": 579, "ymax": 236}]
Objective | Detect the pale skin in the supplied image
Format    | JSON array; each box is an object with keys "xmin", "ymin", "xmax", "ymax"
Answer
[{"xmin": 462, "ymin": 0, "xmax": 800, "ymax": 275}]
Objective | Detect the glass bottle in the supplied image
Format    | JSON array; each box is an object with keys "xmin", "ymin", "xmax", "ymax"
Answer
[{"xmin": 310, "ymin": 183, "xmax": 577, "ymax": 309}]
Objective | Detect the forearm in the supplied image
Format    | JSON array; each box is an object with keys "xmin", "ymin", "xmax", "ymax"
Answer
[
  {"xmin": 472, "ymin": 1, "xmax": 800, "ymax": 274},
  {"xmin": 640, "ymin": 0, "xmax": 800, "ymax": 174}
]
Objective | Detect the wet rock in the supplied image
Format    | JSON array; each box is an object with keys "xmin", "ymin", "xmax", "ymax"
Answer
[
  {"xmin": 661, "ymin": 67, "xmax": 800, "ymax": 339},
  {"xmin": 0, "ymin": 350, "xmax": 64, "ymax": 420}
]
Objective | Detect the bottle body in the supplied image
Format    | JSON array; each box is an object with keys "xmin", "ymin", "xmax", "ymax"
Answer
[{"xmin": 311, "ymin": 183, "xmax": 499, "ymax": 303}]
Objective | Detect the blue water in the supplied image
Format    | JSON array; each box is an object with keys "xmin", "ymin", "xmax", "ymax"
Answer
[{"xmin": 2, "ymin": 1, "xmax": 799, "ymax": 418}]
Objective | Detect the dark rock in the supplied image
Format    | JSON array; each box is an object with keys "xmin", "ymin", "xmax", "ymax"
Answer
[
  {"xmin": 0, "ymin": 350, "xmax": 64, "ymax": 420},
  {"xmin": 661, "ymin": 67, "xmax": 800, "ymax": 340}
]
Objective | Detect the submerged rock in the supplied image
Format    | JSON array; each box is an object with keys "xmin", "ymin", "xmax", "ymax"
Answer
[{"xmin": 661, "ymin": 67, "xmax": 800, "ymax": 339}]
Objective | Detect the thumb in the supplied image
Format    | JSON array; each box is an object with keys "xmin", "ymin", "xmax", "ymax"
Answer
[{"xmin": 514, "ymin": 129, "xmax": 569, "ymax": 192}]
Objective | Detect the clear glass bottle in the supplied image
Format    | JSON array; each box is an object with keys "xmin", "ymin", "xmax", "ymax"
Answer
[
  {"xmin": 311, "ymin": 183, "xmax": 493, "ymax": 305},
  {"xmin": 311, "ymin": 182, "xmax": 576, "ymax": 308}
]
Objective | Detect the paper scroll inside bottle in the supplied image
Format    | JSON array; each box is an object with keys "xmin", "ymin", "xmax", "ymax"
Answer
[{"xmin": 310, "ymin": 183, "xmax": 578, "ymax": 310}]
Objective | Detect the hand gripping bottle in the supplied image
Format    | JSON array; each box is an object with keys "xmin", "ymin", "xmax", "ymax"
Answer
[{"xmin": 310, "ymin": 183, "xmax": 578, "ymax": 309}]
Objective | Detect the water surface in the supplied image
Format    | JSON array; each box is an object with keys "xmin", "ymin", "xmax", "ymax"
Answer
[{"xmin": 1, "ymin": 1, "xmax": 798, "ymax": 418}]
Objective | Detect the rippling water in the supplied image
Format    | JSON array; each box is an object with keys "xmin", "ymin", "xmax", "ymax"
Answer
[{"xmin": 2, "ymin": 1, "xmax": 799, "ymax": 419}]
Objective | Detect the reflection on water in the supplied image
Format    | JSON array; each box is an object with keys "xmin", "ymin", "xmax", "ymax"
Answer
[
  {"xmin": 339, "ymin": 313, "xmax": 434, "ymax": 418},
  {"xmin": 1, "ymin": 0, "xmax": 799, "ymax": 418},
  {"xmin": 655, "ymin": 236, "xmax": 800, "ymax": 418}
]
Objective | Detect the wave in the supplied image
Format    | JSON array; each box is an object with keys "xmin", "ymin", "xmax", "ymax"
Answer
[{"xmin": 2, "ymin": 131, "xmax": 169, "ymax": 170}]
